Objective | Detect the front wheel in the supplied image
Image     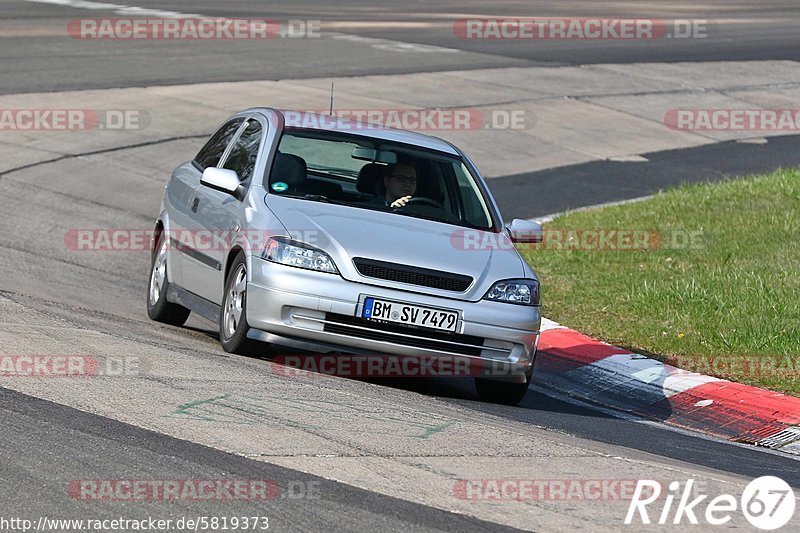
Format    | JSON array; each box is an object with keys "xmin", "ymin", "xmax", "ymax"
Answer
[{"xmin": 219, "ymin": 253, "xmax": 258, "ymax": 354}]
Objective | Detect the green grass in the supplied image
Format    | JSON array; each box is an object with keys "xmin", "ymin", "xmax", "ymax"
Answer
[{"xmin": 521, "ymin": 169, "xmax": 800, "ymax": 394}]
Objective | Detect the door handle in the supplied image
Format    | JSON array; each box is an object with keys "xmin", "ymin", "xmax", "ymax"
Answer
[{"xmin": 191, "ymin": 197, "xmax": 199, "ymax": 213}]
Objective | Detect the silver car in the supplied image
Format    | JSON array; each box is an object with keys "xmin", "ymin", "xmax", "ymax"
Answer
[{"xmin": 147, "ymin": 108, "xmax": 543, "ymax": 404}]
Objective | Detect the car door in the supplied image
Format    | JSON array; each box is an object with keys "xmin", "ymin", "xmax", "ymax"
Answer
[
  {"xmin": 186, "ymin": 116, "xmax": 265, "ymax": 304},
  {"xmin": 168, "ymin": 117, "xmax": 244, "ymax": 290}
]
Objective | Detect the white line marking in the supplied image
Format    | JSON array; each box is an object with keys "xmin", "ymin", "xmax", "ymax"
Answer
[
  {"xmin": 327, "ymin": 32, "xmax": 462, "ymax": 54},
  {"xmin": 540, "ymin": 317, "xmax": 567, "ymax": 331},
  {"xmin": 23, "ymin": 0, "xmax": 202, "ymax": 18},
  {"xmin": 578, "ymin": 353, "xmax": 722, "ymax": 397},
  {"xmin": 23, "ymin": 0, "xmax": 463, "ymax": 54},
  {"xmin": 630, "ymin": 360, "xmax": 670, "ymax": 384},
  {"xmin": 662, "ymin": 372, "xmax": 722, "ymax": 395},
  {"xmin": 607, "ymin": 154, "xmax": 649, "ymax": 162}
]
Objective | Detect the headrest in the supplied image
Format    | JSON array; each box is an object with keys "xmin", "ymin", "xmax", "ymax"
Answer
[
  {"xmin": 412, "ymin": 160, "xmax": 443, "ymax": 203},
  {"xmin": 356, "ymin": 163, "xmax": 388, "ymax": 194},
  {"xmin": 270, "ymin": 152, "xmax": 307, "ymax": 188}
]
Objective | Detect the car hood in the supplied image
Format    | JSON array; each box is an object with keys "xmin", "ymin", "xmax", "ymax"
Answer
[{"xmin": 266, "ymin": 195, "xmax": 527, "ymax": 300}]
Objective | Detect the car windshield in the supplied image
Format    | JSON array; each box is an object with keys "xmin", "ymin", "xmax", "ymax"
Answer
[{"xmin": 266, "ymin": 129, "xmax": 495, "ymax": 230}]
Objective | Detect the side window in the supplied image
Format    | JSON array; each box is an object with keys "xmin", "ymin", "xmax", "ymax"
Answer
[
  {"xmin": 453, "ymin": 162, "xmax": 492, "ymax": 228},
  {"xmin": 222, "ymin": 119, "xmax": 262, "ymax": 183},
  {"xmin": 194, "ymin": 118, "xmax": 244, "ymax": 171}
]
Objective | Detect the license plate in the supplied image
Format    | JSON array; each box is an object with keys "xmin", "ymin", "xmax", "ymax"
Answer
[{"xmin": 361, "ymin": 297, "xmax": 459, "ymax": 333}]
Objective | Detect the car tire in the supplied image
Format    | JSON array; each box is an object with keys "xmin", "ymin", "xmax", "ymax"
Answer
[
  {"xmin": 475, "ymin": 368, "xmax": 532, "ymax": 406},
  {"xmin": 219, "ymin": 252, "xmax": 258, "ymax": 354},
  {"xmin": 147, "ymin": 232, "xmax": 191, "ymax": 326}
]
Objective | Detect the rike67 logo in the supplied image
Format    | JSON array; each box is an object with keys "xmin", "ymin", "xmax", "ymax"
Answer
[{"xmin": 625, "ymin": 477, "xmax": 795, "ymax": 529}]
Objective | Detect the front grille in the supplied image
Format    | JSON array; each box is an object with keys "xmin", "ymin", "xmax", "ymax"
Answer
[
  {"xmin": 353, "ymin": 258, "xmax": 472, "ymax": 292},
  {"xmin": 323, "ymin": 313, "xmax": 485, "ymax": 356}
]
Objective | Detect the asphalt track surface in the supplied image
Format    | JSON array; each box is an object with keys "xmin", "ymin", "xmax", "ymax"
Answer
[
  {"xmin": 2, "ymin": 0, "xmax": 800, "ymax": 531},
  {"xmin": 494, "ymin": 133, "xmax": 800, "ymax": 219},
  {"xmin": 1, "ymin": 0, "xmax": 800, "ymax": 93},
  {"xmin": 0, "ymin": 386, "xmax": 517, "ymax": 532}
]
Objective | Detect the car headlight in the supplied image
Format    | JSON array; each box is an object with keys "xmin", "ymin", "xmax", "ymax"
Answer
[
  {"xmin": 263, "ymin": 237, "xmax": 338, "ymax": 274},
  {"xmin": 483, "ymin": 279, "xmax": 540, "ymax": 306}
]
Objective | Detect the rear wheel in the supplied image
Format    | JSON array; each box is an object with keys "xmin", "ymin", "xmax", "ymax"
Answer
[
  {"xmin": 219, "ymin": 253, "xmax": 258, "ymax": 354},
  {"xmin": 147, "ymin": 233, "xmax": 191, "ymax": 326}
]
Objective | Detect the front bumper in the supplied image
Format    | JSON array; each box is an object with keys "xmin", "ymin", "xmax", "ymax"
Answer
[{"xmin": 246, "ymin": 257, "xmax": 540, "ymax": 380}]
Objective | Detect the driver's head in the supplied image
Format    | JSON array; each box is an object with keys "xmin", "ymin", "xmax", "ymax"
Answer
[{"xmin": 384, "ymin": 162, "xmax": 417, "ymax": 202}]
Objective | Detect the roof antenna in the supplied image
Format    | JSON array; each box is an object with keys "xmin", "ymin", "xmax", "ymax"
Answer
[{"xmin": 329, "ymin": 82, "xmax": 334, "ymax": 116}]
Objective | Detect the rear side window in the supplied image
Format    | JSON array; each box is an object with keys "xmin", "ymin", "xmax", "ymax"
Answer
[
  {"xmin": 222, "ymin": 119, "xmax": 262, "ymax": 184},
  {"xmin": 194, "ymin": 118, "xmax": 244, "ymax": 170}
]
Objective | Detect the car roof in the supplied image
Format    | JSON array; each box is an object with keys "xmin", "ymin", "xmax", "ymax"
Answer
[{"xmin": 243, "ymin": 108, "xmax": 460, "ymax": 156}]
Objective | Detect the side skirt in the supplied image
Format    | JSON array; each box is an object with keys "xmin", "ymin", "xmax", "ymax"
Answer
[{"xmin": 166, "ymin": 283, "xmax": 221, "ymax": 323}]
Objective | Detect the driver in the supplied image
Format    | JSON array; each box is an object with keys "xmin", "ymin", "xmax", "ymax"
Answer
[{"xmin": 383, "ymin": 162, "xmax": 418, "ymax": 208}]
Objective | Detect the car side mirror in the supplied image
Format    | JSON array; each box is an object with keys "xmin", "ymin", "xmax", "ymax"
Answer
[
  {"xmin": 505, "ymin": 219, "xmax": 543, "ymax": 243},
  {"xmin": 201, "ymin": 167, "xmax": 243, "ymax": 198}
]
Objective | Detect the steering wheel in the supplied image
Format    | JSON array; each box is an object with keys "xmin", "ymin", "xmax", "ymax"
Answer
[{"xmin": 403, "ymin": 196, "xmax": 445, "ymax": 210}]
